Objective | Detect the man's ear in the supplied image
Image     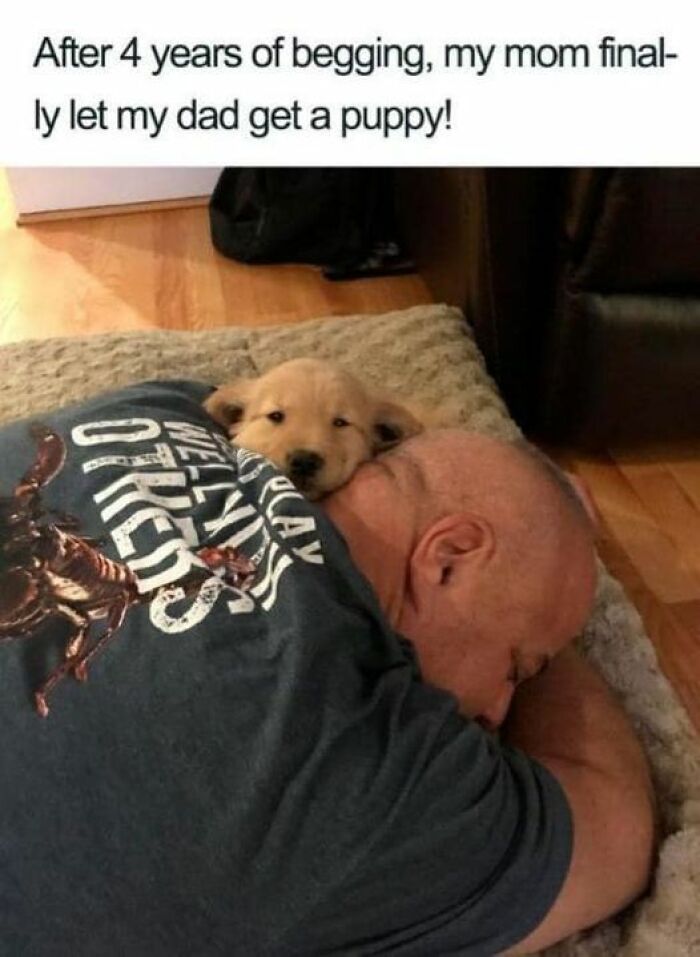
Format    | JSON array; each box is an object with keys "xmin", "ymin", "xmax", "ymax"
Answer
[
  {"xmin": 203, "ymin": 379, "xmax": 255, "ymax": 435},
  {"xmin": 411, "ymin": 513, "xmax": 494, "ymax": 588},
  {"xmin": 372, "ymin": 398, "xmax": 424, "ymax": 453}
]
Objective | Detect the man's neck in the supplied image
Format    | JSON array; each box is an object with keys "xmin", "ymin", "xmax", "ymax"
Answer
[{"xmin": 321, "ymin": 468, "xmax": 414, "ymax": 629}]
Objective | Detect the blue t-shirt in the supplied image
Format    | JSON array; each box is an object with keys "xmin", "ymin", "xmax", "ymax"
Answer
[{"xmin": 0, "ymin": 381, "xmax": 571, "ymax": 956}]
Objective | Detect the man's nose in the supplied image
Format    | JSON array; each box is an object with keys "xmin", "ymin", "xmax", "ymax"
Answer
[{"xmin": 477, "ymin": 685, "xmax": 515, "ymax": 732}]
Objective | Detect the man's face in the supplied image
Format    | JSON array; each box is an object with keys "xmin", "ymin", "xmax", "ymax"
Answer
[
  {"xmin": 323, "ymin": 435, "xmax": 598, "ymax": 731},
  {"xmin": 403, "ymin": 520, "xmax": 598, "ymax": 731}
]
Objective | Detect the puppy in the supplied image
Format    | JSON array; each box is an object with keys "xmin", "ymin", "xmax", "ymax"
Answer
[{"xmin": 204, "ymin": 357, "xmax": 423, "ymax": 499}]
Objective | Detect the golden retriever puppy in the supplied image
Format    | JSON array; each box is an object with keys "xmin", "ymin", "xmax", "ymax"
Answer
[{"xmin": 203, "ymin": 357, "xmax": 423, "ymax": 499}]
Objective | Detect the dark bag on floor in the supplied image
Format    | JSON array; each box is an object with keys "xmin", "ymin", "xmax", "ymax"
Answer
[{"xmin": 209, "ymin": 168, "xmax": 400, "ymax": 269}]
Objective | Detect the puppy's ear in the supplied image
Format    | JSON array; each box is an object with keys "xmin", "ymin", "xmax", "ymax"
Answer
[
  {"xmin": 203, "ymin": 380, "xmax": 255, "ymax": 435},
  {"xmin": 372, "ymin": 399, "xmax": 424, "ymax": 453}
]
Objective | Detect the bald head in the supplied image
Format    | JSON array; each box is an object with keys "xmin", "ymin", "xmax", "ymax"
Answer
[
  {"xmin": 324, "ymin": 429, "xmax": 598, "ymax": 728},
  {"xmin": 382, "ymin": 429, "xmax": 593, "ymax": 539}
]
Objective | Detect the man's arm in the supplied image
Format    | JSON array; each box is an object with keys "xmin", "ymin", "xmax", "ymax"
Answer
[{"xmin": 501, "ymin": 646, "xmax": 657, "ymax": 955}]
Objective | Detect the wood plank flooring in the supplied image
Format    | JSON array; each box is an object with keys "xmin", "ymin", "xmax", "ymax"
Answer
[
  {"xmin": 553, "ymin": 447, "xmax": 700, "ymax": 731},
  {"xmin": 0, "ymin": 170, "xmax": 431, "ymax": 343},
  {"xmin": 1, "ymin": 169, "xmax": 698, "ymax": 732}
]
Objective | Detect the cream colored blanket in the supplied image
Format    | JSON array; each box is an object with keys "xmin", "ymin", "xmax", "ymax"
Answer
[{"xmin": 1, "ymin": 304, "xmax": 698, "ymax": 956}]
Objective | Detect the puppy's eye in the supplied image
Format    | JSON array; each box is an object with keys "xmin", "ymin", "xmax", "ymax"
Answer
[
  {"xmin": 267, "ymin": 411, "xmax": 285, "ymax": 424},
  {"xmin": 333, "ymin": 417, "xmax": 350, "ymax": 428}
]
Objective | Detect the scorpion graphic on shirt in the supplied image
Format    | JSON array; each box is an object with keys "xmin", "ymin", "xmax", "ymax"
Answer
[{"xmin": 0, "ymin": 423, "xmax": 256, "ymax": 716}]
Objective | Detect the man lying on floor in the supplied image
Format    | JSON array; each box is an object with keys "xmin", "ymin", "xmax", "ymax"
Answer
[{"xmin": 0, "ymin": 381, "xmax": 655, "ymax": 956}]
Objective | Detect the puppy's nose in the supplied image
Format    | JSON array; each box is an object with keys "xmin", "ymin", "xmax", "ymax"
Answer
[{"xmin": 287, "ymin": 449, "xmax": 324, "ymax": 479}]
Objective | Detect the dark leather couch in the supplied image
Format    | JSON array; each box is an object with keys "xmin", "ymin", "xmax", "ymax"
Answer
[{"xmin": 397, "ymin": 169, "xmax": 700, "ymax": 447}]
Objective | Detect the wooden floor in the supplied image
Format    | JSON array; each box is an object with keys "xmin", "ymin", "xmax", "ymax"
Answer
[
  {"xmin": 1, "ymin": 170, "xmax": 699, "ymax": 732},
  {"xmin": 554, "ymin": 446, "xmax": 700, "ymax": 731},
  {"xmin": 0, "ymin": 171, "xmax": 430, "ymax": 341}
]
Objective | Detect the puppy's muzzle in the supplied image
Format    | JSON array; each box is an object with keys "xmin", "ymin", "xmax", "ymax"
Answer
[{"xmin": 286, "ymin": 449, "xmax": 324, "ymax": 486}]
